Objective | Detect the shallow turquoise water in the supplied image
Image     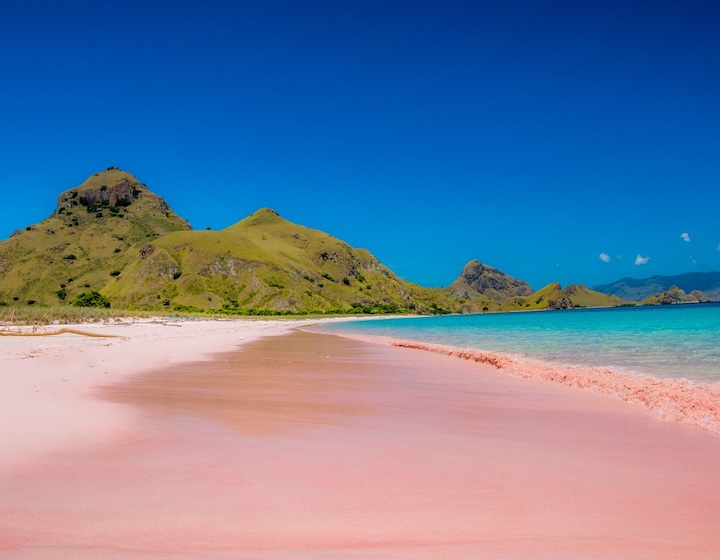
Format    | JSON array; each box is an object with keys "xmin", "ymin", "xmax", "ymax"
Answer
[{"xmin": 320, "ymin": 304, "xmax": 720, "ymax": 384}]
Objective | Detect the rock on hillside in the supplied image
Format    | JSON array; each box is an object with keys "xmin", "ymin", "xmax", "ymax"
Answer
[{"xmin": 450, "ymin": 260, "xmax": 533, "ymax": 302}]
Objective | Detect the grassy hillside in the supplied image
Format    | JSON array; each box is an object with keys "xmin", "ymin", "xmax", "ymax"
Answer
[{"xmin": 103, "ymin": 208, "xmax": 468, "ymax": 314}]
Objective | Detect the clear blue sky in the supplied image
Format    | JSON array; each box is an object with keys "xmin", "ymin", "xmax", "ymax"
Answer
[{"xmin": 1, "ymin": 0, "xmax": 718, "ymax": 290}]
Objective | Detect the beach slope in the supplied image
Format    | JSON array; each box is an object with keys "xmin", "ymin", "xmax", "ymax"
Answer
[{"xmin": 1, "ymin": 324, "xmax": 719, "ymax": 558}]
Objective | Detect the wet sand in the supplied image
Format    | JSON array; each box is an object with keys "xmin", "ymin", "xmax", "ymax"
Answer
[{"xmin": 2, "ymin": 330, "xmax": 720, "ymax": 558}]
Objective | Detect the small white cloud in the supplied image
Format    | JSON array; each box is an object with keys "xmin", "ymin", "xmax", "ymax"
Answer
[
  {"xmin": 681, "ymin": 232, "xmax": 690, "ymax": 242},
  {"xmin": 599, "ymin": 252, "xmax": 611, "ymax": 263},
  {"xmin": 635, "ymin": 254, "xmax": 650, "ymax": 265}
]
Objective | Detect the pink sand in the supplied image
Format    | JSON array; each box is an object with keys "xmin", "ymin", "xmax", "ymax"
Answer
[
  {"xmin": 2, "ymin": 327, "xmax": 720, "ymax": 558},
  {"xmin": 0, "ymin": 318, "xmax": 321, "ymax": 468}
]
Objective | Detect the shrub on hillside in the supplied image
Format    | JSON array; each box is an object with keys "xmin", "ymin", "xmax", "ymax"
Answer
[{"xmin": 72, "ymin": 291, "xmax": 111, "ymax": 308}]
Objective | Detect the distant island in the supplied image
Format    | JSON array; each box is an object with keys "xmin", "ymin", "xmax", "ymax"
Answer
[
  {"xmin": 0, "ymin": 169, "xmax": 714, "ymax": 315},
  {"xmin": 593, "ymin": 272, "xmax": 720, "ymax": 303}
]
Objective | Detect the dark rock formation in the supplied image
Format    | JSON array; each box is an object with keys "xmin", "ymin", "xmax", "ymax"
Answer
[
  {"xmin": 140, "ymin": 244, "xmax": 155, "ymax": 259},
  {"xmin": 548, "ymin": 294, "xmax": 574, "ymax": 309},
  {"xmin": 451, "ymin": 260, "xmax": 532, "ymax": 302},
  {"xmin": 58, "ymin": 178, "xmax": 136, "ymax": 211}
]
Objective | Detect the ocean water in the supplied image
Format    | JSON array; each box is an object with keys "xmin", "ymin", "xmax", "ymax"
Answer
[{"xmin": 319, "ymin": 303, "xmax": 720, "ymax": 385}]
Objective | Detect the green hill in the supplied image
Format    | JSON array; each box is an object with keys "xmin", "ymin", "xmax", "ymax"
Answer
[{"xmin": 102, "ymin": 207, "xmax": 465, "ymax": 314}]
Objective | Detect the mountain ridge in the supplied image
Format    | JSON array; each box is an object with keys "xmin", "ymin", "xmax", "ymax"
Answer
[
  {"xmin": 593, "ymin": 272, "xmax": 720, "ymax": 302},
  {"xmin": 0, "ymin": 168, "xmax": 641, "ymax": 314},
  {"xmin": 0, "ymin": 169, "xmax": 490, "ymax": 313}
]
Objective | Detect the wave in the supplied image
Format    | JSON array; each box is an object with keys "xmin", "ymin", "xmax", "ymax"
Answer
[{"xmin": 329, "ymin": 332, "xmax": 720, "ymax": 436}]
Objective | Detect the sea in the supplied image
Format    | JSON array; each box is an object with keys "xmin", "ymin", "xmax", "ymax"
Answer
[
  {"xmin": 315, "ymin": 303, "xmax": 720, "ymax": 432},
  {"xmin": 320, "ymin": 303, "xmax": 720, "ymax": 385}
]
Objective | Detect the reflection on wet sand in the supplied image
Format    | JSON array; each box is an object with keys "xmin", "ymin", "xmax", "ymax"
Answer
[{"xmin": 99, "ymin": 331, "xmax": 376, "ymax": 436}]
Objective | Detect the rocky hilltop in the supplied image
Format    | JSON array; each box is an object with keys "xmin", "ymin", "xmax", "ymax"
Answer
[
  {"xmin": 0, "ymin": 169, "xmax": 190, "ymax": 306},
  {"xmin": 450, "ymin": 260, "xmax": 533, "ymax": 302}
]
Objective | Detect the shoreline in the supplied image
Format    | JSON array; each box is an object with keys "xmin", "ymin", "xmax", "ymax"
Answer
[
  {"xmin": 2, "ymin": 328, "xmax": 720, "ymax": 558},
  {"xmin": 310, "ymin": 328, "xmax": 720, "ymax": 435},
  {"xmin": 4, "ymin": 312, "xmax": 718, "ymax": 470}
]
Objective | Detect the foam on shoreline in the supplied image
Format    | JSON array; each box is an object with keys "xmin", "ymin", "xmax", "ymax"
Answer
[{"xmin": 324, "ymin": 332, "xmax": 720, "ymax": 435}]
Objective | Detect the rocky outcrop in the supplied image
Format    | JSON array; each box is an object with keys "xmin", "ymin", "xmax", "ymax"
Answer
[
  {"xmin": 689, "ymin": 290, "xmax": 711, "ymax": 303},
  {"xmin": 58, "ymin": 178, "xmax": 136, "ymax": 211},
  {"xmin": 548, "ymin": 294, "xmax": 574, "ymax": 309},
  {"xmin": 643, "ymin": 286, "xmax": 711, "ymax": 305},
  {"xmin": 451, "ymin": 260, "xmax": 532, "ymax": 302}
]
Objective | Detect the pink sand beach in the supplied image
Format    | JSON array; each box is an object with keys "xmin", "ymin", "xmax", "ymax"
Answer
[{"xmin": 1, "ymin": 320, "xmax": 720, "ymax": 558}]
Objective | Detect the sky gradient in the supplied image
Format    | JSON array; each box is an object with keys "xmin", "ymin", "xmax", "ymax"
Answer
[{"xmin": 1, "ymin": 0, "xmax": 718, "ymax": 290}]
